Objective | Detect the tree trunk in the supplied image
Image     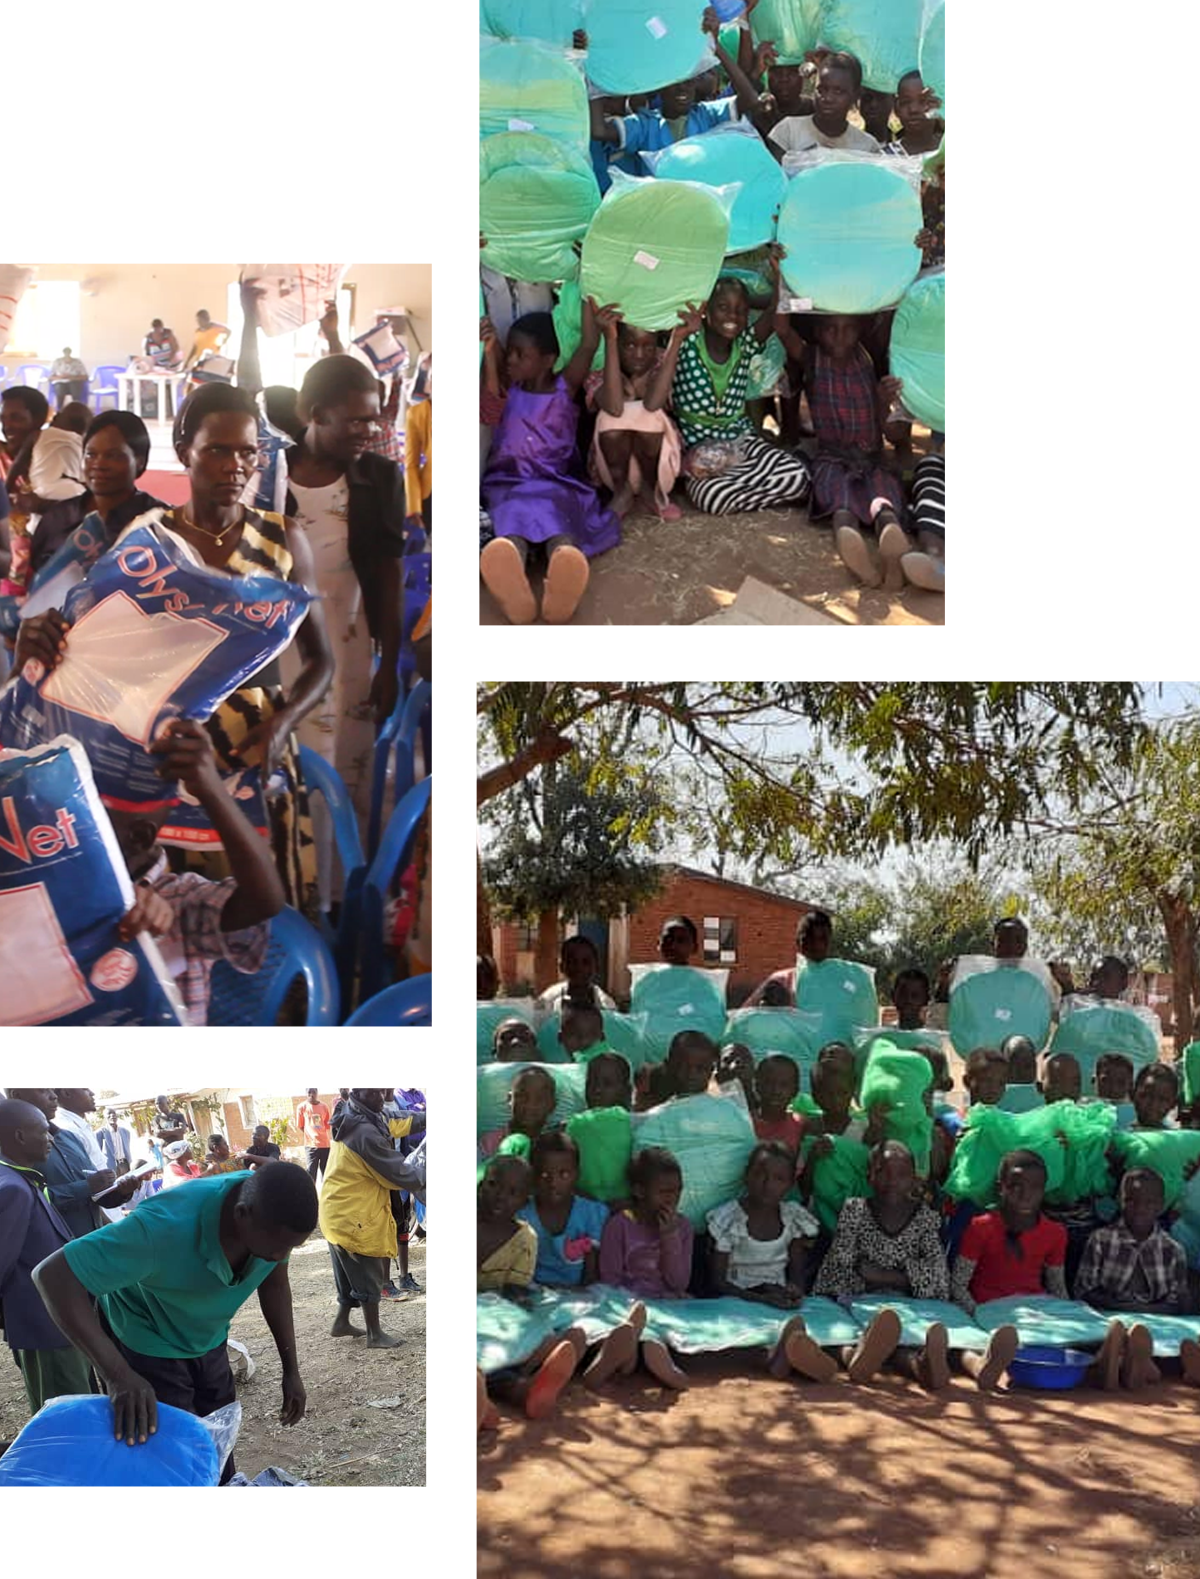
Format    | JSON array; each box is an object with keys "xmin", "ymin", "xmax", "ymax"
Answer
[
  {"xmin": 535, "ymin": 908, "xmax": 560, "ymax": 995},
  {"xmin": 477, "ymin": 849, "xmax": 493, "ymax": 957},
  {"xmin": 1159, "ymin": 892, "xmax": 1199, "ymax": 1044}
]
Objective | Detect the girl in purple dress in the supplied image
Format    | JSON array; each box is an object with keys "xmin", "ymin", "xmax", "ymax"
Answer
[{"xmin": 480, "ymin": 302, "xmax": 620, "ymax": 625}]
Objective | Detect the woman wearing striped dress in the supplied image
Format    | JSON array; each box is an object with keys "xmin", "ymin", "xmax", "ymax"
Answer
[{"xmin": 645, "ymin": 266, "xmax": 811, "ymax": 516}]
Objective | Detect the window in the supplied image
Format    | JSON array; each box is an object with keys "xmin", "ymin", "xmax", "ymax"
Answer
[
  {"xmin": 703, "ymin": 916, "xmax": 737, "ymax": 964},
  {"xmin": 4, "ymin": 281, "xmax": 81, "ymax": 362}
]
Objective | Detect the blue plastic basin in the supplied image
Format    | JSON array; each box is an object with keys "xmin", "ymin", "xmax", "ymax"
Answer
[{"xmin": 1007, "ymin": 1344, "xmax": 1092, "ymax": 1390}]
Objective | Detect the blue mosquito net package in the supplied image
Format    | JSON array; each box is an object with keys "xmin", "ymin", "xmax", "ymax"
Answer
[
  {"xmin": 585, "ymin": 0, "xmax": 715, "ymax": 95},
  {"xmin": 793, "ymin": 955, "xmax": 878, "ymax": 1047},
  {"xmin": 947, "ymin": 956, "xmax": 1054, "ymax": 1056},
  {"xmin": 647, "ymin": 123, "xmax": 787, "ymax": 253},
  {"xmin": 777, "ymin": 160, "xmax": 922, "ymax": 313},
  {"xmin": 0, "ymin": 737, "xmax": 184, "ymax": 1026},
  {"xmin": 0, "ymin": 522, "xmax": 312, "ymax": 811},
  {"xmin": 480, "ymin": 0, "xmax": 587, "ymax": 45},
  {"xmin": 628, "ymin": 961, "xmax": 729, "ymax": 1062},
  {"xmin": 156, "ymin": 764, "xmax": 272, "ymax": 852},
  {"xmin": 633, "ymin": 1090, "xmax": 757, "ymax": 1226},
  {"xmin": 477, "ymin": 1061, "xmax": 588, "ymax": 1135},
  {"xmin": 535, "ymin": 1007, "xmax": 650, "ymax": 1069},
  {"xmin": 920, "ymin": 0, "xmax": 945, "ymax": 109},
  {"xmin": 819, "ymin": 0, "xmax": 924, "ymax": 92},
  {"xmin": 1048, "ymin": 1000, "xmax": 1161, "ymax": 1091},
  {"xmin": 721, "ymin": 1005, "xmax": 826, "ymax": 1084},
  {"xmin": 481, "ymin": 37, "xmax": 591, "ymax": 152},
  {"xmin": 889, "ymin": 269, "xmax": 944, "ymax": 431},
  {"xmin": 0, "ymin": 1395, "xmax": 234, "ymax": 1487},
  {"xmin": 748, "ymin": 0, "xmax": 821, "ymax": 62},
  {"xmin": 480, "ymin": 132, "xmax": 602, "ymax": 284}
]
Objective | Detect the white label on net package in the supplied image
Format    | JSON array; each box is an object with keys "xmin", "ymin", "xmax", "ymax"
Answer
[
  {"xmin": 646, "ymin": 15, "xmax": 668, "ymax": 36},
  {"xmin": 633, "ymin": 251, "xmax": 660, "ymax": 270}
]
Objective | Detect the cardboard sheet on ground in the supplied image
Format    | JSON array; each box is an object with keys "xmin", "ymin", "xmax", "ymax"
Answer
[
  {"xmin": 819, "ymin": 0, "xmax": 924, "ymax": 92},
  {"xmin": 849, "ymin": 1294, "xmax": 989, "ymax": 1352},
  {"xmin": 481, "ymin": 37, "xmax": 591, "ymax": 152},
  {"xmin": 481, "ymin": 132, "xmax": 602, "ymax": 284},
  {"xmin": 477, "ymin": 1291, "xmax": 560, "ymax": 1373},
  {"xmin": 585, "ymin": 0, "xmax": 715, "ymax": 95},
  {"xmin": 477, "ymin": 1061, "xmax": 587, "ymax": 1135},
  {"xmin": 481, "ymin": 0, "xmax": 587, "ymax": 43},
  {"xmin": 0, "ymin": 738, "xmax": 184, "ymax": 1026},
  {"xmin": 777, "ymin": 161, "xmax": 922, "ymax": 313},
  {"xmin": 889, "ymin": 269, "xmax": 944, "ymax": 431},
  {"xmin": 580, "ymin": 177, "xmax": 731, "ymax": 332},
  {"xmin": 972, "ymin": 1296, "xmax": 1113, "ymax": 1349},
  {"xmin": 948, "ymin": 956, "xmax": 1054, "ymax": 1056},
  {"xmin": 633, "ymin": 1090, "xmax": 756, "ymax": 1227},
  {"xmin": 748, "ymin": 0, "xmax": 821, "ymax": 62},
  {"xmin": 1049, "ymin": 999, "xmax": 1161, "ymax": 1090},
  {"xmin": 647, "ymin": 123, "xmax": 786, "ymax": 253},
  {"xmin": 477, "ymin": 999, "xmax": 537, "ymax": 1062},
  {"xmin": 793, "ymin": 955, "xmax": 878, "ymax": 1047},
  {"xmin": 239, "ymin": 267, "xmax": 349, "ymax": 336},
  {"xmin": 643, "ymin": 1292, "xmax": 860, "ymax": 1351}
]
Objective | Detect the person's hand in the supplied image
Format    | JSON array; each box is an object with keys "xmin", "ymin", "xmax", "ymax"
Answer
[
  {"xmin": 572, "ymin": 27, "xmax": 588, "ymax": 48},
  {"xmin": 98, "ymin": 1173, "xmax": 141, "ymax": 1205},
  {"xmin": 783, "ymin": 1281, "xmax": 805, "ymax": 1305},
  {"xmin": 319, "ymin": 300, "xmax": 339, "ymax": 340},
  {"xmin": 674, "ymin": 301, "xmax": 704, "ymax": 338},
  {"xmin": 14, "ymin": 608, "xmax": 70, "ymax": 676},
  {"xmin": 87, "ymin": 1169, "xmax": 116, "ymax": 1195},
  {"xmin": 1048, "ymin": 960, "xmax": 1074, "ymax": 994},
  {"xmin": 368, "ymin": 663, "xmax": 399, "ymax": 729},
  {"xmin": 239, "ymin": 280, "xmax": 266, "ymax": 324},
  {"xmin": 480, "ymin": 316, "xmax": 501, "ymax": 356},
  {"xmin": 811, "ymin": 1135, "xmax": 834, "ymax": 1160},
  {"xmin": 752, "ymin": 40, "xmax": 777, "ymax": 76},
  {"xmin": 591, "ymin": 300, "xmax": 624, "ymax": 338},
  {"xmin": 109, "ymin": 1364, "xmax": 158, "ymax": 1446},
  {"xmin": 919, "ymin": 85, "xmax": 942, "ymax": 115},
  {"xmin": 231, "ymin": 712, "xmax": 290, "ymax": 782},
  {"xmin": 151, "ymin": 718, "xmax": 223, "ymax": 796},
  {"xmin": 280, "ymin": 1369, "xmax": 307, "ymax": 1426},
  {"xmin": 117, "ymin": 882, "xmax": 175, "ymax": 941},
  {"xmin": 654, "ymin": 1205, "xmax": 676, "ymax": 1237},
  {"xmin": 764, "ymin": 240, "xmax": 786, "ymax": 279},
  {"xmin": 701, "ymin": 5, "xmax": 719, "ymax": 38},
  {"xmin": 408, "ymin": 1111, "xmax": 428, "ymax": 1134},
  {"xmin": 865, "ymin": 1101, "xmax": 890, "ymax": 1142},
  {"xmin": 879, "ymin": 375, "xmax": 904, "ymax": 408},
  {"xmin": 915, "ymin": 227, "xmax": 938, "ymax": 260},
  {"xmin": 802, "ymin": 46, "xmax": 829, "ymax": 71}
]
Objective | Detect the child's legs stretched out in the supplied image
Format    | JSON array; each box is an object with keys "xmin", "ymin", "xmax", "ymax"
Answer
[{"xmin": 480, "ymin": 533, "xmax": 538, "ymax": 625}]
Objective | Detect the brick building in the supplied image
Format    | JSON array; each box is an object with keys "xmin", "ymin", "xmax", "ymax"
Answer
[
  {"xmin": 493, "ymin": 863, "xmax": 816, "ymax": 1004},
  {"xmin": 94, "ymin": 1089, "xmax": 343, "ymax": 1156}
]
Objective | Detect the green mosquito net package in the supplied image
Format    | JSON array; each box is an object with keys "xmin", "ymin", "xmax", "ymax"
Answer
[
  {"xmin": 1048, "ymin": 1099, "xmax": 1117, "ymax": 1207},
  {"xmin": 947, "ymin": 957, "xmax": 1053, "ymax": 1056},
  {"xmin": 853, "ymin": 1026, "xmax": 949, "ymax": 1085},
  {"xmin": 943, "ymin": 1100, "xmax": 1113, "ymax": 1208},
  {"xmin": 477, "ymin": 1000, "xmax": 537, "ymax": 1063},
  {"xmin": 480, "ymin": 0, "xmax": 587, "ymax": 45},
  {"xmin": 550, "ymin": 276, "xmax": 605, "ymax": 374},
  {"xmin": 721, "ymin": 1006, "xmax": 826, "ymax": 1084},
  {"xmin": 567, "ymin": 1105, "xmax": 634, "ymax": 1200},
  {"xmin": 889, "ymin": 269, "xmax": 944, "ymax": 431},
  {"xmin": 819, "ymin": 0, "xmax": 924, "ymax": 93},
  {"xmin": 633, "ymin": 1092, "xmax": 757, "ymax": 1227},
  {"xmin": 480, "ymin": 37, "xmax": 590, "ymax": 152},
  {"xmin": 580, "ymin": 175, "xmax": 732, "ymax": 331},
  {"xmin": 802, "ymin": 1132, "xmax": 871, "ymax": 1232},
  {"xmin": 777, "ymin": 160, "xmax": 922, "ymax": 313},
  {"xmin": 748, "ymin": 0, "xmax": 821, "ymax": 63},
  {"xmin": 793, "ymin": 956, "xmax": 878, "ymax": 1047},
  {"xmin": 859, "ymin": 1041, "xmax": 933, "ymax": 1174},
  {"xmin": 920, "ymin": 0, "xmax": 945, "ymax": 109},
  {"xmin": 585, "ymin": 0, "xmax": 715, "ymax": 95},
  {"xmin": 480, "ymin": 132, "xmax": 601, "ymax": 284},
  {"xmin": 1049, "ymin": 1001, "xmax": 1161, "ymax": 1091},
  {"xmin": 1110, "ymin": 1130, "xmax": 1200, "ymax": 1210},
  {"xmin": 628, "ymin": 962, "xmax": 729, "ymax": 1062},
  {"xmin": 477, "ymin": 1061, "xmax": 588, "ymax": 1135},
  {"xmin": 1183, "ymin": 1042, "xmax": 1200, "ymax": 1107},
  {"xmin": 648, "ymin": 124, "xmax": 786, "ymax": 253}
]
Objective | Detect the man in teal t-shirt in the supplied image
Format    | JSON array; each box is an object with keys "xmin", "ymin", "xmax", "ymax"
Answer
[{"xmin": 33, "ymin": 1163, "xmax": 317, "ymax": 1483}]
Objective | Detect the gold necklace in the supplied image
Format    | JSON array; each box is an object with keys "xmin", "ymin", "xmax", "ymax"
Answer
[{"xmin": 181, "ymin": 507, "xmax": 242, "ymax": 544}]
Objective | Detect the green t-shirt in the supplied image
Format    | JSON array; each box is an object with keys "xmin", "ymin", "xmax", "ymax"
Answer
[{"xmin": 63, "ymin": 1172, "xmax": 278, "ymax": 1359}]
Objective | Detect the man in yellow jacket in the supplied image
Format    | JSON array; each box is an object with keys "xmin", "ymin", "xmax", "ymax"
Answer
[{"xmin": 318, "ymin": 1090, "xmax": 426, "ymax": 1348}]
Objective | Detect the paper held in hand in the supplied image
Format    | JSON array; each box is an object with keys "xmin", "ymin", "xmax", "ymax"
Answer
[{"xmin": 92, "ymin": 1158, "xmax": 156, "ymax": 1201}]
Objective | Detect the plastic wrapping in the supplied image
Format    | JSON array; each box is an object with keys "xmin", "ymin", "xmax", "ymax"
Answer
[
  {"xmin": 239, "ymin": 267, "xmax": 349, "ymax": 336},
  {"xmin": 747, "ymin": 0, "xmax": 821, "ymax": 63},
  {"xmin": 793, "ymin": 955, "xmax": 878, "ymax": 1047},
  {"xmin": 947, "ymin": 956, "xmax": 1054, "ymax": 1056},
  {"xmin": 480, "ymin": 37, "xmax": 591, "ymax": 151},
  {"xmin": 1109, "ymin": 1130, "xmax": 1200, "ymax": 1210},
  {"xmin": 549, "ymin": 274, "xmax": 605, "ymax": 375},
  {"xmin": 351, "ymin": 322, "xmax": 409, "ymax": 377},
  {"xmin": 721, "ymin": 1005, "xmax": 826, "ymax": 1084},
  {"xmin": 477, "ymin": 1060, "xmax": 588, "ymax": 1135},
  {"xmin": 1048, "ymin": 999, "xmax": 1161, "ymax": 1091},
  {"xmin": 566, "ymin": 1104, "xmax": 634, "ymax": 1199},
  {"xmin": 680, "ymin": 436, "xmax": 751, "ymax": 478},
  {"xmin": 480, "ymin": 132, "xmax": 601, "ymax": 284},
  {"xmin": 628, "ymin": 960, "xmax": 729, "ymax": 1061},
  {"xmin": 157, "ymin": 764, "xmax": 272, "ymax": 852},
  {"xmin": 1182, "ymin": 1042, "xmax": 1200, "ymax": 1107},
  {"xmin": 477, "ymin": 1291, "xmax": 560, "ymax": 1373},
  {"xmin": 850, "ymin": 1294, "xmax": 988, "ymax": 1352},
  {"xmin": 646, "ymin": 122, "xmax": 787, "ymax": 254},
  {"xmin": 777, "ymin": 160, "xmax": 923, "ymax": 313},
  {"xmin": 972, "ymin": 1297, "xmax": 1112, "ymax": 1350},
  {"xmin": 534, "ymin": 1006, "xmax": 650, "ymax": 1068},
  {"xmin": 858, "ymin": 1042, "xmax": 933, "ymax": 1173},
  {"xmin": 632, "ymin": 1089, "xmax": 757, "ymax": 1227},
  {"xmin": 481, "ymin": 0, "xmax": 588, "ymax": 45},
  {"xmin": 819, "ymin": 0, "xmax": 924, "ymax": 93},
  {"xmin": 580, "ymin": 174, "xmax": 732, "ymax": 331},
  {"xmin": 919, "ymin": 0, "xmax": 945, "ymax": 110},
  {"xmin": 0, "ymin": 521, "xmax": 313, "ymax": 811},
  {"xmin": 0, "ymin": 1395, "xmax": 233, "ymax": 1486},
  {"xmin": 642, "ymin": 1292, "xmax": 858, "ymax": 1351},
  {"xmin": 745, "ymin": 330, "xmax": 787, "ymax": 399},
  {"xmin": 943, "ymin": 1100, "xmax": 1114, "ymax": 1208},
  {"xmin": 477, "ymin": 999, "xmax": 537, "ymax": 1063},
  {"xmin": 802, "ymin": 1132, "xmax": 871, "ymax": 1232},
  {"xmin": 0, "ymin": 737, "xmax": 184, "ymax": 1026},
  {"xmin": 889, "ymin": 268, "xmax": 944, "ymax": 430},
  {"xmin": 853, "ymin": 1025, "xmax": 949, "ymax": 1082},
  {"xmin": 585, "ymin": 0, "xmax": 717, "ymax": 95}
]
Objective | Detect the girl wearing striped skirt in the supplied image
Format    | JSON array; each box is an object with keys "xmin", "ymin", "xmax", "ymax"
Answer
[{"xmin": 900, "ymin": 450, "xmax": 945, "ymax": 593}]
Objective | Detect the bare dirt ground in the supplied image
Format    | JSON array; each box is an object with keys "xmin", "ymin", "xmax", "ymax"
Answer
[
  {"xmin": 0, "ymin": 1229, "xmax": 425, "ymax": 1487},
  {"xmin": 479, "ymin": 1361, "xmax": 1200, "ymax": 1579}
]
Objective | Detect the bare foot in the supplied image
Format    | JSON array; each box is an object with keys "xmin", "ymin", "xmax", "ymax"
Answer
[
  {"xmin": 619, "ymin": 1302, "xmax": 647, "ymax": 1374},
  {"xmin": 1121, "ymin": 1323, "xmax": 1161, "ymax": 1391},
  {"xmin": 366, "ymin": 1329, "xmax": 402, "ymax": 1349},
  {"xmin": 847, "ymin": 1308, "xmax": 901, "ymax": 1383},
  {"xmin": 525, "ymin": 1339, "xmax": 578, "ymax": 1418},
  {"xmin": 917, "ymin": 1322, "xmax": 951, "ymax": 1391},
  {"xmin": 643, "ymin": 488, "xmax": 682, "ymax": 521},
  {"xmin": 541, "ymin": 544, "xmax": 590, "ymax": 624},
  {"xmin": 478, "ymin": 1371, "xmax": 500, "ymax": 1432},
  {"xmin": 1181, "ymin": 1338, "xmax": 1200, "ymax": 1387},
  {"xmin": 767, "ymin": 1316, "xmax": 804, "ymax": 1380},
  {"xmin": 878, "ymin": 519, "xmax": 910, "ymax": 591},
  {"xmin": 835, "ymin": 523, "xmax": 882, "ymax": 589},
  {"xmin": 642, "ymin": 1338, "xmax": 689, "ymax": 1391},
  {"xmin": 1089, "ymin": 1320, "xmax": 1126, "ymax": 1392},
  {"xmin": 480, "ymin": 537, "xmax": 537, "ymax": 624},
  {"xmin": 610, "ymin": 484, "xmax": 635, "ymax": 518},
  {"xmin": 972, "ymin": 1324, "xmax": 1018, "ymax": 1392},
  {"xmin": 584, "ymin": 1322, "xmax": 639, "ymax": 1389},
  {"xmin": 331, "ymin": 1314, "xmax": 366, "ymax": 1337},
  {"xmin": 784, "ymin": 1322, "xmax": 840, "ymax": 1383}
]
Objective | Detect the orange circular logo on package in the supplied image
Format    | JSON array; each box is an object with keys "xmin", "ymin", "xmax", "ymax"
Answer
[{"xmin": 91, "ymin": 949, "xmax": 138, "ymax": 992}]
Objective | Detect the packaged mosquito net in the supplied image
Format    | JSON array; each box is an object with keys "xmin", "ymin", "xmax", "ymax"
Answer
[
  {"xmin": 0, "ymin": 1395, "xmax": 235, "ymax": 1487},
  {"xmin": 777, "ymin": 159, "xmax": 922, "ymax": 313},
  {"xmin": 920, "ymin": 0, "xmax": 945, "ymax": 109},
  {"xmin": 802, "ymin": 1132, "xmax": 871, "ymax": 1233},
  {"xmin": 0, "ymin": 522, "xmax": 312, "ymax": 811},
  {"xmin": 628, "ymin": 961, "xmax": 729, "ymax": 1062},
  {"xmin": 819, "ymin": 0, "xmax": 924, "ymax": 93},
  {"xmin": 477, "ymin": 1000, "xmax": 537, "ymax": 1063},
  {"xmin": 550, "ymin": 275, "xmax": 605, "ymax": 375},
  {"xmin": 477, "ymin": 1061, "xmax": 587, "ymax": 1135},
  {"xmin": 748, "ymin": 0, "xmax": 821, "ymax": 62},
  {"xmin": 793, "ymin": 955, "xmax": 878, "ymax": 1047},
  {"xmin": 1048, "ymin": 999, "xmax": 1161, "ymax": 1091},
  {"xmin": 646, "ymin": 123, "xmax": 786, "ymax": 253},
  {"xmin": 585, "ymin": 0, "xmax": 717, "ymax": 95},
  {"xmin": 567, "ymin": 1105, "xmax": 634, "ymax": 1200},
  {"xmin": 853, "ymin": 1025, "xmax": 949, "ymax": 1083},
  {"xmin": 858, "ymin": 1041, "xmax": 933, "ymax": 1173},
  {"xmin": 480, "ymin": 0, "xmax": 587, "ymax": 45},
  {"xmin": 156, "ymin": 765, "xmax": 272, "ymax": 852},
  {"xmin": 947, "ymin": 956, "xmax": 1054, "ymax": 1056},
  {"xmin": 351, "ymin": 323, "xmax": 409, "ymax": 377},
  {"xmin": 580, "ymin": 174, "xmax": 732, "ymax": 331},
  {"xmin": 480, "ymin": 37, "xmax": 591, "ymax": 151},
  {"xmin": 480, "ymin": 132, "xmax": 602, "ymax": 284},
  {"xmin": 0, "ymin": 737, "xmax": 184, "ymax": 1026},
  {"xmin": 1183, "ymin": 1042, "xmax": 1200, "ymax": 1107},
  {"xmin": 239, "ymin": 267, "xmax": 349, "ymax": 335},
  {"xmin": 889, "ymin": 269, "xmax": 944, "ymax": 431},
  {"xmin": 943, "ymin": 1100, "xmax": 1111, "ymax": 1208},
  {"xmin": 633, "ymin": 1090, "xmax": 757, "ymax": 1226},
  {"xmin": 1110, "ymin": 1130, "xmax": 1200, "ymax": 1210},
  {"xmin": 721, "ymin": 1006, "xmax": 825, "ymax": 1084},
  {"xmin": 535, "ymin": 1007, "xmax": 649, "ymax": 1068}
]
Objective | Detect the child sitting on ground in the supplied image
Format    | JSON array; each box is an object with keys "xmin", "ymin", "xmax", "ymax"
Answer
[
  {"xmin": 478, "ymin": 1067, "xmax": 559, "ymax": 1161},
  {"xmin": 753, "ymin": 1054, "xmax": 804, "ymax": 1154},
  {"xmin": 997, "ymin": 1035, "xmax": 1046, "ymax": 1113},
  {"xmin": 585, "ymin": 308, "xmax": 681, "ymax": 521},
  {"xmin": 479, "ymin": 304, "xmax": 620, "ymax": 625}
]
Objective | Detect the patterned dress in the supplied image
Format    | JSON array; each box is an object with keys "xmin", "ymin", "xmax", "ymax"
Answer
[
  {"xmin": 813, "ymin": 1196, "xmax": 950, "ymax": 1299},
  {"xmin": 807, "ymin": 344, "xmax": 905, "ymax": 526}
]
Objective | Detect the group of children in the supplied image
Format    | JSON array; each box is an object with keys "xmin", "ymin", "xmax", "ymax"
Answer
[{"xmin": 479, "ymin": 5, "xmax": 946, "ymax": 624}]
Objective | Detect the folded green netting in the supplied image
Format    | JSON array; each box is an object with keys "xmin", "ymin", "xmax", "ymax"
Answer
[
  {"xmin": 948, "ymin": 959, "xmax": 1053, "ymax": 1056},
  {"xmin": 628, "ymin": 962, "xmax": 729, "ymax": 1062},
  {"xmin": 549, "ymin": 274, "xmax": 605, "ymax": 374},
  {"xmin": 889, "ymin": 269, "xmax": 944, "ymax": 431},
  {"xmin": 748, "ymin": 0, "xmax": 822, "ymax": 63},
  {"xmin": 972, "ymin": 1297, "xmax": 1112, "ymax": 1349},
  {"xmin": 997, "ymin": 1085, "xmax": 1046, "ymax": 1115},
  {"xmin": 580, "ymin": 176, "xmax": 732, "ymax": 332},
  {"xmin": 1049, "ymin": 1002, "xmax": 1161, "ymax": 1091},
  {"xmin": 633, "ymin": 1092, "xmax": 757, "ymax": 1227},
  {"xmin": 802, "ymin": 1132, "xmax": 871, "ymax": 1232},
  {"xmin": 480, "ymin": 0, "xmax": 586, "ymax": 45},
  {"xmin": 850, "ymin": 1295, "xmax": 987, "ymax": 1352},
  {"xmin": 643, "ymin": 1292, "xmax": 860, "ymax": 1351},
  {"xmin": 477, "ymin": 1292, "xmax": 559, "ymax": 1372},
  {"xmin": 480, "ymin": 37, "xmax": 591, "ymax": 151},
  {"xmin": 919, "ymin": 0, "xmax": 945, "ymax": 109},
  {"xmin": 1171, "ymin": 1170, "xmax": 1200, "ymax": 1264},
  {"xmin": 777, "ymin": 161, "xmax": 922, "ymax": 314},
  {"xmin": 819, "ymin": 0, "xmax": 924, "ymax": 93},
  {"xmin": 1109, "ymin": 1130, "xmax": 1200, "ymax": 1209},
  {"xmin": 567, "ymin": 1106, "xmax": 634, "ymax": 1201},
  {"xmin": 477, "ymin": 1061, "xmax": 588, "ymax": 1135},
  {"xmin": 722, "ymin": 1006, "xmax": 826, "ymax": 1083},
  {"xmin": 585, "ymin": 0, "xmax": 715, "ymax": 95},
  {"xmin": 853, "ymin": 1025, "xmax": 949, "ymax": 1084},
  {"xmin": 859, "ymin": 1042, "xmax": 933, "ymax": 1174},
  {"xmin": 480, "ymin": 132, "xmax": 601, "ymax": 284},
  {"xmin": 793, "ymin": 956, "xmax": 879, "ymax": 1047},
  {"xmin": 476, "ymin": 1130, "xmax": 534, "ymax": 1183},
  {"xmin": 940, "ymin": 1099, "xmax": 1113, "ymax": 1208},
  {"xmin": 526, "ymin": 1283, "xmax": 642, "ymax": 1344},
  {"xmin": 477, "ymin": 1000, "xmax": 537, "ymax": 1063},
  {"xmin": 1182, "ymin": 1042, "xmax": 1200, "ymax": 1107},
  {"xmin": 648, "ymin": 124, "xmax": 786, "ymax": 253},
  {"xmin": 790, "ymin": 1092, "xmax": 823, "ymax": 1118},
  {"xmin": 1051, "ymin": 1100, "xmax": 1117, "ymax": 1206}
]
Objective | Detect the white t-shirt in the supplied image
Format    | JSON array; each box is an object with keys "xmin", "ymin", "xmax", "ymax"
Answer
[
  {"xmin": 706, "ymin": 1198, "xmax": 819, "ymax": 1288},
  {"xmin": 535, "ymin": 980, "xmax": 617, "ymax": 1013},
  {"xmin": 769, "ymin": 115, "xmax": 881, "ymax": 156}
]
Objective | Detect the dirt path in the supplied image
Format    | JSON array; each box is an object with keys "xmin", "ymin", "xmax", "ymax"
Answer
[
  {"xmin": 0, "ymin": 1231, "xmax": 425, "ymax": 1487},
  {"xmin": 479, "ymin": 1361, "xmax": 1200, "ymax": 1579}
]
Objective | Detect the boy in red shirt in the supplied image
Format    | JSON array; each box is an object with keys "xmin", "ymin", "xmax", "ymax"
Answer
[{"xmin": 298, "ymin": 1089, "xmax": 333, "ymax": 1181}]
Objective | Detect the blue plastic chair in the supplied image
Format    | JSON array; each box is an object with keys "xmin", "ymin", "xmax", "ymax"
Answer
[
  {"xmin": 89, "ymin": 365, "xmax": 124, "ymax": 412},
  {"xmin": 345, "ymin": 974, "xmax": 432, "ymax": 1027},
  {"xmin": 296, "ymin": 745, "xmax": 367, "ymax": 1009},
  {"xmin": 357, "ymin": 775, "xmax": 432, "ymax": 1007},
  {"xmin": 368, "ymin": 678, "xmax": 430, "ymax": 860},
  {"xmin": 208, "ymin": 906, "xmax": 339, "ymax": 1026},
  {"xmin": 17, "ymin": 363, "xmax": 51, "ymax": 395}
]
